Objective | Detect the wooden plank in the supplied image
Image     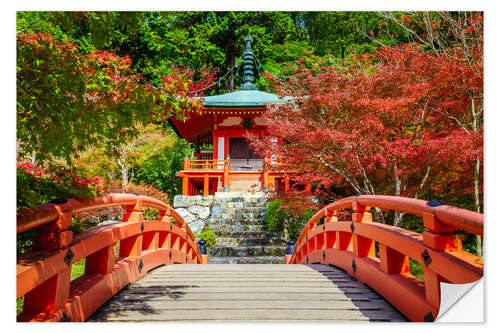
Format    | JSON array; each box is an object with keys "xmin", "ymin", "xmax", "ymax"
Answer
[
  {"xmin": 89, "ymin": 264, "xmax": 407, "ymax": 322},
  {"xmin": 89, "ymin": 308, "xmax": 406, "ymax": 322},
  {"xmin": 94, "ymin": 299, "xmax": 392, "ymax": 311},
  {"xmin": 156, "ymin": 264, "xmax": 318, "ymax": 272},
  {"xmin": 111, "ymin": 293, "xmax": 375, "ymax": 302},
  {"xmin": 131, "ymin": 281, "xmax": 361, "ymax": 287}
]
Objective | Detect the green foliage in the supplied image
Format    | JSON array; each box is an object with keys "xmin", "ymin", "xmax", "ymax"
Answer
[
  {"xmin": 17, "ymin": 12, "xmax": 143, "ymax": 54},
  {"xmin": 266, "ymin": 199, "xmax": 315, "ymax": 241},
  {"xmin": 136, "ymin": 11, "xmax": 301, "ymax": 89},
  {"xmin": 196, "ymin": 225, "xmax": 217, "ymax": 248},
  {"xmin": 71, "ymin": 258, "xmax": 86, "ymax": 281},
  {"xmin": 16, "ymin": 33, "xmax": 159, "ymax": 164},
  {"xmin": 16, "ymin": 164, "xmax": 102, "ymax": 210},
  {"xmin": 16, "ymin": 229, "xmax": 37, "ymax": 256},
  {"xmin": 409, "ymin": 258, "xmax": 424, "ymax": 281},
  {"xmin": 17, "ymin": 296, "xmax": 24, "ymax": 316},
  {"xmin": 298, "ymin": 11, "xmax": 406, "ymax": 58},
  {"xmin": 131, "ymin": 130, "xmax": 192, "ymax": 202}
]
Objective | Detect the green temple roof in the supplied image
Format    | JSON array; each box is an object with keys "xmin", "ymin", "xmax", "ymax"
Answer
[
  {"xmin": 203, "ymin": 89, "xmax": 288, "ymax": 107},
  {"xmin": 203, "ymin": 34, "xmax": 289, "ymax": 108}
]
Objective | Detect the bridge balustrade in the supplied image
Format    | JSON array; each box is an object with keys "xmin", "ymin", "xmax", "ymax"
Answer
[
  {"xmin": 16, "ymin": 193, "xmax": 207, "ymax": 322},
  {"xmin": 286, "ymin": 195, "xmax": 483, "ymax": 322}
]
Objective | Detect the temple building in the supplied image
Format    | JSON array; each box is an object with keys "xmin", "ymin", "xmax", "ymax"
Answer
[{"xmin": 171, "ymin": 35, "xmax": 291, "ymax": 196}]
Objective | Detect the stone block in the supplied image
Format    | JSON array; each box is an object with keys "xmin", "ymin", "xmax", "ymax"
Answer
[
  {"xmin": 211, "ymin": 207, "xmax": 223, "ymax": 218},
  {"xmin": 195, "ymin": 195, "xmax": 213, "ymax": 207},
  {"xmin": 188, "ymin": 219, "xmax": 206, "ymax": 234},
  {"xmin": 188, "ymin": 205, "xmax": 211, "ymax": 220},
  {"xmin": 173, "ymin": 195, "xmax": 193, "ymax": 208},
  {"xmin": 176, "ymin": 208, "xmax": 196, "ymax": 223}
]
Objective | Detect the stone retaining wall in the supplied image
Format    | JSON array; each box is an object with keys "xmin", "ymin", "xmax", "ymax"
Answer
[{"xmin": 173, "ymin": 192, "xmax": 268, "ymax": 234}]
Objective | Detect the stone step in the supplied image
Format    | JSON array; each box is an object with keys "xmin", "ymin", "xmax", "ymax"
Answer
[
  {"xmin": 209, "ymin": 218, "xmax": 268, "ymax": 226},
  {"xmin": 211, "ymin": 230, "xmax": 282, "ymax": 239},
  {"xmin": 216, "ymin": 237, "xmax": 285, "ymax": 247},
  {"xmin": 207, "ymin": 256, "xmax": 285, "ymax": 264},
  {"xmin": 208, "ymin": 225, "xmax": 270, "ymax": 234},
  {"xmin": 211, "ymin": 211, "xmax": 267, "ymax": 219},
  {"xmin": 208, "ymin": 246, "xmax": 287, "ymax": 257}
]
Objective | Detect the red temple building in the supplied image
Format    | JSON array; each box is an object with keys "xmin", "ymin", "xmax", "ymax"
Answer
[{"xmin": 171, "ymin": 35, "xmax": 291, "ymax": 196}]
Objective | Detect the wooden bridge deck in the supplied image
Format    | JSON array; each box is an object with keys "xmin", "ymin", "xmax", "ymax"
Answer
[{"xmin": 88, "ymin": 264, "xmax": 407, "ymax": 322}]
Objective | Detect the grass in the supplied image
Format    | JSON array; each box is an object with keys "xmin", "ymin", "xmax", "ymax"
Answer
[
  {"xmin": 71, "ymin": 258, "xmax": 86, "ymax": 281},
  {"xmin": 409, "ymin": 258, "xmax": 424, "ymax": 281},
  {"xmin": 16, "ymin": 296, "xmax": 24, "ymax": 316}
]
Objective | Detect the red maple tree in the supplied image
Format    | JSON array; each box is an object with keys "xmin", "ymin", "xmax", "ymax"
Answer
[{"xmin": 247, "ymin": 14, "xmax": 483, "ymax": 227}]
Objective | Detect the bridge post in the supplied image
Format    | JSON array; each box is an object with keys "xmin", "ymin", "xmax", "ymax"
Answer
[
  {"xmin": 23, "ymin": 266, "xmax": 71, "ymax": 316},
  {"xmin": 120, "ymin": 198, "xmax": 144, "ymax": 258},
  {"xmin": 198, "ymin": 239, "xmax": 209, "ymax": 264},
  {"xmin": 325, "ymin": 208, "xmax": 338, "ymax": 223},
  {"xmin": 285, "ymin": 240, "xmax": 295, "ymax": 264},
  {"xmin": 32, "ymin": 211, "xmax": 74, "ymax": 251},
  {"xmin": 379, "ymin": 245, "xmax": 410, "ymax": 274},
  {"xmin": 421, "ymin": 211, "xmax": 461, "ymax": 314},
  {"xmin": 352, "ymin": 200, "xmax": 375, "ymax": 261},
  {"xmin": 85, "ymin": 245, "xmax": 116, "ymax": 274},
  {"xmin": 422, "ymin": 212, "xmax": 461, "ymax": 251}
]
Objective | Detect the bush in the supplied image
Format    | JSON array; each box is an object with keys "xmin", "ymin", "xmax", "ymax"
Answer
[
  {"xmin": 196, "ymin": 225, "xmax": 217, "ymax": 248},
  {"xmin": 131, "ymin": 136, "xmax": 192, "ymax": 203},
  {"xmin": 17, "ymin": 163, "xmax": 103, "ymax": 210},
  {"xmin": 266, "ymin": 199, "xmax": 315, "ymax": 241}
]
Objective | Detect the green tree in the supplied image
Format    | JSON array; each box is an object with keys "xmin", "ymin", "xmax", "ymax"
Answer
[
  {"xmin": 136, "ymin": 12, "xmax": 301, "ymax": 90},
  {"xmin": 131, "ymin": 128, "xmax": 192, "ymax": 202},
  {"xmin": 299, "ymin": 11, "xmax": 406, "ymax": 59}
]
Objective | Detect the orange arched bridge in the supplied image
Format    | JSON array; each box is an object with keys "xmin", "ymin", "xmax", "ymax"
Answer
[{"xmin": 17, "ymin": 193, "xmax": 483, "ymax": 322}]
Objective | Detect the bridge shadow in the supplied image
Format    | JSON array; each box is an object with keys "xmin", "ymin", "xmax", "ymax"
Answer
[
  {"xmin": 307, "ymin": 263, "xmax": 408, "ymax": 322},
  {"xmin": 87, "ymin": 265, "xmax": 198, "ymax": 321}
]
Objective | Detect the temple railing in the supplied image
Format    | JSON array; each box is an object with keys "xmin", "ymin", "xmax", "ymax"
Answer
[
  {"xmin": 286, "ymin": 195, "xmax": 483, "ymax": 322},
  {"xmin": 17, "ymin": 193, "xmax": 207, "ymax": 322},
  {"xmin": 184, "ymin": 158, "xmax": 227, "ymax": 170}
]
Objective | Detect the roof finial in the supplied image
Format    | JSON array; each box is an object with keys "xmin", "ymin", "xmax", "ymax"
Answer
[{"xmin": 241, "ymin": 34, "xmax": 257, "ymax": 90}]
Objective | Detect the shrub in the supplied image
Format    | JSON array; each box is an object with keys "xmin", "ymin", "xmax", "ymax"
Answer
[
  {"xmin": 266, "ymin": 199, "xmax": 315, "ymax": 241},
  {"xmin": 196, "ymin": 225, "xmax": 217, "ymax": 248},
  {"xmin": 17, "ymin": 163, "xmax": 103, "ymax": 210}
]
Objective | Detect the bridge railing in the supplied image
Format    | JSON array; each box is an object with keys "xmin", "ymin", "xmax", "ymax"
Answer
[
  {"xmin": 17, "ymin": 193, "xmax": 207, "ymax": 322},
  {"xmin": 286, "ymin": 195, "xmax": 483, "ymax": 322}
]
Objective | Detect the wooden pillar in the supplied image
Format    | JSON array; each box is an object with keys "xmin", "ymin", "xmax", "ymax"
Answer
[
  {"xmin": 182, "ymin": 176, "xmax": 188, "ymax": 196},
  {"xmin": 285, "ymin": 174, "xmax": 290, "ymax": 191},
  {"xmin": 203, "ymin": 174, "xmax": 209, "ymax": 197},
  {"xmin": 263, "ymin": 157, "xmax": 269, "ymax": 191},
  {"xmin": 224, "ymin": 155, "xmax": 230, "ymax": 192}
]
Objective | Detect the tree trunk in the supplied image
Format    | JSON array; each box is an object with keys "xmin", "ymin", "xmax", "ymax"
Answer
[
  {"xmin": 117, "ymin": 157, "xmax": 129, "ymax": 192},
  {"xmin": 393, "ymin": 165, "xmax": 402, "ymax": 227},
  {"xmin": 474, "ymin": 157, "xmax": 482, "ymax": 256},
  {"xmin": 471, "ymin": 96, "xmax": 482, "ymax": 256}
]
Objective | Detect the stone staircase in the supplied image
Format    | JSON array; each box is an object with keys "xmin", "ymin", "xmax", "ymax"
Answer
[{"xmin": 207, "ymin": 192, "xmax": 286, "ymax": 264}]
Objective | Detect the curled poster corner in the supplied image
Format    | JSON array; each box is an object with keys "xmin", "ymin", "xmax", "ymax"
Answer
[{"xmin": 436, "ymin": 278, "xmax": 484, "ymax": 322}]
